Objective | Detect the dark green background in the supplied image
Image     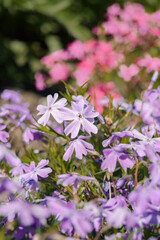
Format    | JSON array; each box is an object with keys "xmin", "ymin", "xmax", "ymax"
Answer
[{"xmin": 0, "ymin": 0, "xmax": 160, "ymax": 90}]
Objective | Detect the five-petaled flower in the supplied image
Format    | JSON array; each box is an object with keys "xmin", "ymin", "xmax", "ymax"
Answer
[
  {"xmin": 62, "ymin": 99, "xmax": 99, "ymax": 138},
  {"xmin": 37, "ymin": 93, "xmax": 67, "ymax": 126},
  {"xmin": 20, "ymin": 159, "xmax": 52, "ymax": 182}
]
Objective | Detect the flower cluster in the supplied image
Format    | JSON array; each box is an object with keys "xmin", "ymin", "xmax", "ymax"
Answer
[
  {"xmin": 35, "ymin": 2, "xmax": 160, "ymax": 115},
  {"xmin": 1, "ymin": 72, "xmax": 160, "ymax": 239}
]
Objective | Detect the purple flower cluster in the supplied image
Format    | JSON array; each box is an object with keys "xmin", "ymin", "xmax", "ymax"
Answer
[
  {"xmin": 1, "ymin": 70, "xmax": 160, "ymax": 239},
  {"xmin": 37, "ymin": 93, "xmax": 100, "ymax": 161}
]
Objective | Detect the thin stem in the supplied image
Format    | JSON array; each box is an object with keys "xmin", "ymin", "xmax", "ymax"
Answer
[
  {"xmin": 94, "ymin": 225, "xmax": 111, "ymax": 240},
  {"xmin": 106, "ymin": 172, "xmax": 112, "ymax": 199},
  {"xmin": 135, "ymin": 161, "xmax": 139, "ymax": 187},
  {"xmin": 95, "ymin": 180, "xmax": 108, "ymax": 200},
  {"xmin": 111, "ymin": 173, "xmax": 117, "ymax": 197},
  {"xmin": 108, "ymin": 181, "xmax": 111, "ymax": 199}
]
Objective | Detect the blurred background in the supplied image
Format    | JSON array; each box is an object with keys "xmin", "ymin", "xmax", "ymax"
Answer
[{"xmin": 0, "ymin": 0, "xmax": 160, "ymax": 91}]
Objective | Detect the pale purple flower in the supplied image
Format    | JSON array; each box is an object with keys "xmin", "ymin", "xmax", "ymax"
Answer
[
  {"xmin": 57, "ymin": 173, "xmax": 95, "ymax": 193},
  {"xmin": 148, "ymin": 71, "xmax": 158, "ymax": 90},
  {"xmin": 128, "ymin": 181, "xmax": 160, "ymax": 226},
  {"xmin": 107, "ymin": 207, "xmax": 128, "ymax": 228},
  {"xmin": 0, "ymin": 144, "xmax": 21, "ymax": 167},
  {"xmin": 72, "ymin": 95, "xmax": 104, "ymax": 124},
  {"xmin": 10, "ymin": 163, "xmax": 30, "ymax": 176},
  {"xmin": 1, "ymin": 89, "xmax": 21, "ymax": 103},
  {"xmin": 63, "ymin": 99, "xmax": 99, "ymax": 138},
  {"xmin": 102, "ymin": 130, "xmax": 134, "ymax": 147},
  {"xmin": 100, "ymin": 196, "xmax": 127, "ymax": 224},
  {"xmin": 47, "ymin": 198, "xmax": 93, "ymax": 238},
  {"xmin": 37, "ymin": 93, "xmax": 67, "ymax": 125},
  {"xmin": 0, "ymin": 125, "xmax": 9, "ymax": 143},
  {"xmin": 19, "ymin": 159, "xmax": 52, "ymax": 182},
  {"xmin": 23, "ymin": 128, "xmax": 43, "ymax": 143},
  {"xmin": 83, "ymin": 202, "xmax": 102, "ymax": 232},
  {"xmin": 0, "ymin": 179, "xmax": 20, "ymax": 195},
  {"xmin": 63, "ymin": 136, "xmax": 94, "ymax": 161},
  {"xmin": 0, "ymin": 199, "xmax": 50, "ymax": 226},
  {"xmin": 102, "ymin": 144, "xmax": 134, "ymax": 172},
  {"xmin": 130, "ymin": 129, "xmax": 160, "ymax": 157}
]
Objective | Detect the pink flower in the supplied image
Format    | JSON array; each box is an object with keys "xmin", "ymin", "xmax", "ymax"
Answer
[
  {"xmin": 73, "ymin": 67, "xmax": 91, "ymax": 86},
  {"xmin": 35, "ymin": 72, "xmax": 46, "ymax": 91},
  {"xmin": 118, "ymin": 64, "xmax": 139, "ymax": 82},
  {"xmin": 49, "ymin": 63, "xmax": 69, "ymax": 83},
  {"xmin": 73, "ymin": 57, "xmax": 95, "ymax": 85},
  {"xmin": 89, "ymin": 82, "xmax": 120, "ymax": 114},
  {"xmin": 67, "ymin": 40, "xmax": 85, "ymax": 60},
  {"xmin": 107, "ymin": 3, "xmax": 121, "ymax": 17},
  {"xmin": 41, "ymin": 50, "xmax": 69, "ymax": 67},
  {"xmin": 137, "ymin": 54, "xmax": 160, "ymax": 72}
]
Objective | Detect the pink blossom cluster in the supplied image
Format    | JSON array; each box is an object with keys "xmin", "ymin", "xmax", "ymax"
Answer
[
  {"xmin": 35, "ymin": 2, "xmax": 160, "ymax": 117},
  {"xmin": 95, "ymin": 2, "xmax": 160, "ymax": 48},
  {"xmin": 36, "ymin": 40, "xmax": 121, "ymax": 87}
]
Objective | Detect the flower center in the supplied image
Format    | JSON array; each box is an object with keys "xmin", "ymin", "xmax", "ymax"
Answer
[
  {"xmin": 48, "ymin": 107, "xmax": 52, "ymax": 110},
  {"xmin": 78, "ymin": 114, "xmax": 82, "ymax": 118}
]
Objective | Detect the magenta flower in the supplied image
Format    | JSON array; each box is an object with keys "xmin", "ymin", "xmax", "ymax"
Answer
[
  {"xmin": 20, "ymin": 159, "xmax": 52, "ymax": 182},
  {"xmin": 37, "ymin": 93, "xmax": 67, "ymax": 125},
  {"xmin": 63, "ymin": 136, "xmax": 94, "ymax": 161},
  {"xmin": 63, "ymin": 99, "xmax": 99, "ymax": 138}
]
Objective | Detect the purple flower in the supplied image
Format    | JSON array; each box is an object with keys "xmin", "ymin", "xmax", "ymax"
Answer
[
  {"xmin": 63, "ymin": 98, "xmax": 99, "ymax": 138},
  {"xmin": 63, "ymin": 136, "xmax": 94, "ymax": 161},
  {"xmin": 1, "ymin": 89, "xmax": 21, "ymax": 103},
  {"xmin": 102, "ymin": 130, "xmax": 134, "ymax": 147},
  {"xmin": 23, "ymin": 128, "xmax": 43, "ymax": 143},
  {"xmin": 0, "ymin": 179, "xmax": 20, "ymax": 196},
  {"xmin": 148, "ymin": 71, "xmax": 158, "ymax": 90},
  {"xmin": 10, "ymin": 163, "xmax": 30, "ymax": 176},
  {"xmin": 0, "ymin": 144, "xmax": 21, "ymax": 167},
  {"xmin": 83, "ymin": 202, "xmax": 102, "ymax": 232},
  {"xmin": 130, "ymin": 129, "xmax": 160, "ymax": 157},
  {"xmin": 0, "ymin": 199, "xmax": 50, "ymax": 226},
  {"xmin": 107, "ymin": 207, "xmax": 128, "ymax": 228},
  {"xmin": 47, "ymin": 198, "xmax": 93, "ymax": 238},
  {"xmin": 57, "ymin": 173, "xmax": 95, "ymax": 193},
  {"xmin": 37, "ymin": 93, "xmax": 67, "ymax": 125},
  {"xmin": 101, "ymin": 144, "xmax": 134, "ymax": 172},
  {"xmin": 19, "ymin": 159, "xmax": 52, "ymax": 182},
  {"xmin": 128, "ymin": 181, "xmax": 160, "ymax": 226},
  {"xmin": 0, "ymin": 125, "xmax": 9, "ymax": 143}
]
